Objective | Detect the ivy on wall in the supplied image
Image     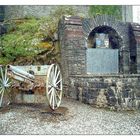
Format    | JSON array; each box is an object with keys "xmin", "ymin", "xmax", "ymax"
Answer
[{"xmin": 89, "ymin": 5, "xmax": 122, "ymax": 20}]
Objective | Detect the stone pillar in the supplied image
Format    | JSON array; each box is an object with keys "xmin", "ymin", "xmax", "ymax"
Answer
[
  {"xmin": 121, "ymin": 25, "xmax": 130, "ymax": 74},
  {"xmin": 58, "ymin": 16, "xmax": 87, "ymax": 96},
  {"xmin": 122, "ymin": 49, "xmax": 130, "ymax": 73},
  {"xmin": 131, "ymin": 23, "xmax": 140, "ymax": 74},
  {"xmin": 136, "ymin": 41, "xmax": 140, "ymax": 73}
]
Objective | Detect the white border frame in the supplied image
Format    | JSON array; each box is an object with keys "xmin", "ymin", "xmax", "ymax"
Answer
[{"xmin": 0, "ymin": 0, "xmax": 140, "ymax": 5}]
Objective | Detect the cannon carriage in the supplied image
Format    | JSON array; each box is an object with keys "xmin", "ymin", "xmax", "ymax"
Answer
[{"xmin": 0, "ymin": 64, "xmax": 63, "ymax": 110}]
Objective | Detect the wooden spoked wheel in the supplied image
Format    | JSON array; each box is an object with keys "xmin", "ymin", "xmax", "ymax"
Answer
[
  {"xmin": 46, "ymin": 64, "xmax": 63, "ymax": 110},
  {"xmin": 0, "ymin": 66, "xmax": 11, "ymax": 107}
]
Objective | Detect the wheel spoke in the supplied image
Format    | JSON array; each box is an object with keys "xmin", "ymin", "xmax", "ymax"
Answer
[
  {"xmin": 48, "ymin": 87, "xmax": 53, "ymax": 95},
  {"xmin": 54, "ymin": 65, "xmax": 58, "ymax": 78},
  {"xmin": 0, "ymin": 79, "xmax": 3, "ymax": 84},
  {"xmin": 53, "ymin": 67, "xmax": 55, "ymax": 81},
  {"xmin": 4, "ymin": 67, "xmax": 7, "ymax": 82},
  {"xmin": 0, "ymin": 88, "xmax": 4, "ymax": 95},
  {"xmin": 54, "ymin": 92, "xmax": 58, "ymax": 106},
  {"xmin": 55, "ymin": 89, "xmax": 61, "ymax": 100},
  {"xmin": 0, "ymin": 67, "xmax": 4, "ymax": 81},
  {"xmin": 46, "ymin": 64, "xmax": 62, "ymax": 110},
  {"xmin": 52, "ymin": 90, "xmax": 55, "ymax": 110},
  {"xmin": 48, "ymin": 79, "xmax": 52, "ymax": 85},
  {"xmin": 5, "ymin": 77, "xmax": 9, "ymax": 84},
  {"xmin": 6, "ymin": 83, "xmax": 11, "ymax": 87},
  {"xmin": 48, "ymin": 85, "xmax": 52, "ymax": 88},
  {"xmin": 55, "ymin": 70, "xmax": 60, "ymax": 83},
  {"xmin": 0, "ymin": 86, "xmax": 3, "ymax": 90},
  {"xmin": 56, "ymin": 87, "xmax": 62, "ymax": 91},
  {"xmin": 0, "ymin": 88, "xmax": 4, "ymax": 107},
  {"xmin": 56, "ymin": 78, "xmax": 62, "ymax": 85},
  {"xmin": 50, "ymin": 91, "xmax": 53, "ymax": 105},
  {"xmin": 0, "ymin": 66, "xmax": 10, "ymax": 107}
]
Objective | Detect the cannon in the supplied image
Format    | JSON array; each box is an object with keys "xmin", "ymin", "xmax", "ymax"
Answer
[{"xmin": 0, "ymin": 64, "xmax": 63, "ymax": 110}]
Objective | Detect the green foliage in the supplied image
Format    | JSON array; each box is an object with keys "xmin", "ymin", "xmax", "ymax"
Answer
[
  {"xmin": 0, "ymin": 18, "xmax": 42, "ymax": 64},
  {"xmin": 89, "ymin": 5, "xmax": 122, "ymax": 19},
  {"xmin": 39, "ymin": 6, "xmax": 77, "ymax": 39},
  {"xmin": 0, "ymin": 6, "xmax": 77, "ymax": 65}
]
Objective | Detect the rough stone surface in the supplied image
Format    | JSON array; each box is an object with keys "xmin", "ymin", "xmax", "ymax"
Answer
[
  {"xmin": 0, "ymin": 98, "xmax": 140, "ymax": 135},
  {"xmin": 59, "ymin": 16, "xmax": 139, "ymax": 75},
  {"xmin": 131, "ymin": 23, "xmax": 140, "ymax": 73},
  {"xmin": 69, "ymin": 74, "xmax": 140, "ymax": 110},
  {"xmin": 58, "ymin": 16, "xmax": 140, "ymax": 110},
  {"xmin": 3, "ymin": 6, "xmax": 89, "ymax": 20},
  {"xmin": 59, "ymin": 16, "xmax": 87, "ymax": 93},
  {"xmin": 83, "ymin": 16, "xmax": 130, "ymax": 73}
]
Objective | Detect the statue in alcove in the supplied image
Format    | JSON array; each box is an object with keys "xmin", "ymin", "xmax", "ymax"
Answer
[{"xmin": 95, "ymin": 33, "xmax": 109, "ymax": 48}]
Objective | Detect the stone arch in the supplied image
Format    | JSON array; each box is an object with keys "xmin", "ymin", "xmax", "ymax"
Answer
[
  {"xmin": 82, "ymin": 15, "xmax": 130, "ymax": 73},
  {"xmin": 82, "ymin": 15, "xmax": 129, "ymax": 46},
  {"xmin": 88, "ymin": 25, "xmax": 122, "ymax": 49}
]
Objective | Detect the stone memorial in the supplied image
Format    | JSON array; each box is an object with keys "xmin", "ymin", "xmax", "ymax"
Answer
[{"xmin": 58, "ymin": 15, "xmax": 140, "ymax": 110}]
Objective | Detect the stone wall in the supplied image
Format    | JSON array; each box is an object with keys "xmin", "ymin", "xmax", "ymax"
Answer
[
  {"xmin": 68, "ymin": 74, "xmax": 140, "ymax": 110},
  {"xmin": 131, "ymin": 23, "xmax": 140, "ymax": 74},
  {"xmin": 58, "ymin": 16, "xmax": 140, "ymax": 110},
  {"xmin": 59, "ymin": 15, "xmax": 132, "ymax": 77},
  {"xmin": 82, "ymin": 15, "xmax": 130, "ymax": 74},
  {"xmin": 4, "ymin": 5, "xmax": 89, "ymax": 19},
  {"xmin": 2, "ymin": 5, "xmax": 135, "ymax": 22},
  {"xmin": 58, "ymin": 16, "xmax": 87, "ymax": 94}
]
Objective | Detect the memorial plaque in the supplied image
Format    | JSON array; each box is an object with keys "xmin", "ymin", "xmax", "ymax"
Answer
[{"xmin": 86, "ymin": 48, "xmax": 119, "ymax": 74}]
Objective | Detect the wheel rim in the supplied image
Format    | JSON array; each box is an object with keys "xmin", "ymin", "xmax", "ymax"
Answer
[
  {"xmin": 0, "ymin": 65, "xmax": 11, "ymax": 107},
  {"xmin": 46, "ymin": 64, "xmax": 62, "ymax": 110}
]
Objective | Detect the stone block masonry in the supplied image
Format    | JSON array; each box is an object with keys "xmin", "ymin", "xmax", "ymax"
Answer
[
  {"xmin": 68, "ymin": 74, "xmax": 140, "ymax": 110},
  {"xmin": 58, "ymin": 15, "xmax": 140, "ymax": 110},
  {"xmin": 59, "ymin": 16, "xmax": 87, "ymax": 95}
]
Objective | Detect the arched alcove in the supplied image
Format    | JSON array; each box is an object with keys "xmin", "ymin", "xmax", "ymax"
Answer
[
  {"xmin": 82, "ymin": 15, "xmax": 130, "ymax": 73},
  {"xmin": 88, "ymin": 25, "xmax": 122, "ymax": 49},
  {"xmin": 86, "ymin": 25, "xmax": 123, "ymax": 74}
]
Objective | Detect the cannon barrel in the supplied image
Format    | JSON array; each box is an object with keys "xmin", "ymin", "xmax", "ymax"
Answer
[
  {"xmin": 0, "ymin": 64, "xmax": 63, "ymax": 110},
  {"xmin": 7, "ymin": 65, "xmax": 35, "ymax": 80}
]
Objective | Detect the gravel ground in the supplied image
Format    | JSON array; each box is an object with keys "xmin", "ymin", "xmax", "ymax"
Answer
[{"xmin": 0, "ymin": 97, "xmax": 140, "ymax": 135}]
